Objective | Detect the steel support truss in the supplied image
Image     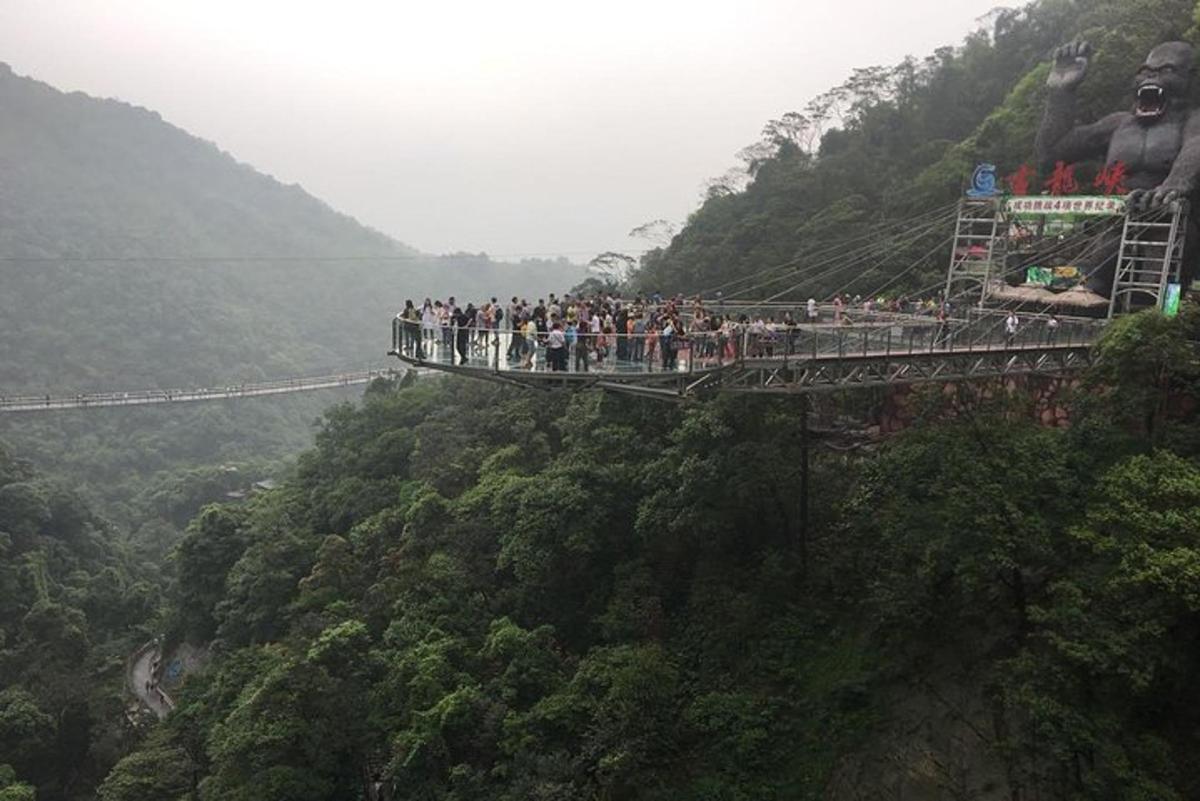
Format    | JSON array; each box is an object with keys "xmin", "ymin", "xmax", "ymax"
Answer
[{"xmin": 708, "ymin": 344, "xmax": 1095, "ymax": 395}]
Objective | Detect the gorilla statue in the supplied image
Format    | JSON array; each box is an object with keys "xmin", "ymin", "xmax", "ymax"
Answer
[{"xmin": 1037, "ymin": 41, "xmax": 1200, "ymax": 296}]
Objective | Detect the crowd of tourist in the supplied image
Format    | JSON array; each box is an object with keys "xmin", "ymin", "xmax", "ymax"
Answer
[
  {"xmin": 394, "ymin": 291, "xmax": 963, "ymax": 372},
  {"xmin": 396, "ymin": 292, "xmax": 706, "ymax": 371}
]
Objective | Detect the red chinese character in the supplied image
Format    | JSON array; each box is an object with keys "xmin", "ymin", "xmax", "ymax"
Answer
[
  {"xmin": 1093, "ymin": 161, "xmax": 1129, "ymax": 195},
  {"xmin": 1006, "ymin": 164, "xmax": 1034, "ymax": 196},
  {"xmin": 1044, "ymin": 161, "xmax": 1079, "ymax": 195}
]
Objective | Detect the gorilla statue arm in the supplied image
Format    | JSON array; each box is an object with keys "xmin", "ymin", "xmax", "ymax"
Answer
[
  {"xmin": 1035, "ymin": 42, "xmax": 1129, "ymax": 169},
  {"xmin": 1036, "ymin": 109, "xmax": 1126, "ymax": 169}
]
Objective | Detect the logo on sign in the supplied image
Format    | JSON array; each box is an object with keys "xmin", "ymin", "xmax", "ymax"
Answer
[{"xmin": 966, "ymin": 163, "xmax": 1000, "ymax": 198}]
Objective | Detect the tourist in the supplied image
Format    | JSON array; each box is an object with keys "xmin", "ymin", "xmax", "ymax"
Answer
[
  {"xmin": 454, "ymin": 304, "xmax": 473, "ymax": 364},
  {"xmin": 1005, "ymin": 311, "xmax": 1019, "ymax": 345},
  {"xmin": 571, "ymin": 320, "xmax": 590, "ymax": 372},
  {"xmin": 547, "ymin": 322, "xmax": 567, "ymax": 371},
  {"xmin": 520, "ymin": 316, "xmax": 537, "ymax": 369},
  {"xmin": 661, "ymin": 317, "xmax": 676, "ymax": 369},
  {"xmin": 421, "ymin": 299, "xmax": 438, "ymax": 347},
  {"xmin": 400, "ymin": 299, "xmax": 421, "ymax": 357},
  {"xmin": 631, "ymin": 314, "xmax": 646, "ymax": 362}
]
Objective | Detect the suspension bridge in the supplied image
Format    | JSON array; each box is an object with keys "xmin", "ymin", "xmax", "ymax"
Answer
[{"xmin": 0, "ymin": 369, "xmax": 405, "ymax": 414}]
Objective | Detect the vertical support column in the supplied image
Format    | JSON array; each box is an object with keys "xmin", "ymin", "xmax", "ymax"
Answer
[{"xmin": 798, "ymin": 394, "xmax": 810, "ymax": 578}]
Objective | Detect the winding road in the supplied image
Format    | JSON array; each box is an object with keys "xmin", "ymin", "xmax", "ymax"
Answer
[{"xmin": 129, "ymin": 642, "xmax": 173, "ymax": 720}]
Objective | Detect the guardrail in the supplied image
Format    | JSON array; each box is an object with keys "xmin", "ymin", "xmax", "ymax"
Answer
[{"xmin": 391, "ymin": 312, "xmax": 1106, "ymax": 378}]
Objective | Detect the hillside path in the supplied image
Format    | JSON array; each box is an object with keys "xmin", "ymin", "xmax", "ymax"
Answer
[{"xmin": 130, "ymin": 644, "xmax": 172, "ymax": 720}]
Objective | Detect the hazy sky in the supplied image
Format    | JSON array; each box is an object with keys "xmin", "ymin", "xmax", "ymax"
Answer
[{"xmin": 0, "ymin": 0, "xmax": 1005, "ymax": 259}]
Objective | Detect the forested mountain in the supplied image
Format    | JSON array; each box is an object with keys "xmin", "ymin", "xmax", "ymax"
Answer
[
  {"xmin": 0, "ymin": 62, "xmax": 582, "ymax": 516},
  {"xmin": 0, "ymin": 60, "xmax": 582, "ymax": 390},
  {"xmin": 634, "ymin": 0, "xmax": 1200, "ymax": 299}
]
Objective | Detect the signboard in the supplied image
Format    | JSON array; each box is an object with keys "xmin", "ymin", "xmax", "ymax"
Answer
[
  {"xmin": 1025, "ymin": 267, "xmax": 1052, "ymax": 286},
  {"xmin": 1005, "ymin": 195, "xmax": 1126, "ymax": 217},
  {"xmin": 1164, "ymin": 283, "xmax": 1182, "ymax": 317},
  {"xmin": 1025, "ymin": 266, "xmax": 1083, "ymax": 289}
]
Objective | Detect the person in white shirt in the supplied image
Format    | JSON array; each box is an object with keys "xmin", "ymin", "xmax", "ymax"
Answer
[
  {"xmin": 421, "ymin": 299, "xmax": 438, "ymax": 347},
  {"xmin": 1005, "ymin": 312, "xmax": 1019, "ymax": 344},
  {"xmin": 546, "ymin": 323, "xmax": 567, "ymax": 371}
]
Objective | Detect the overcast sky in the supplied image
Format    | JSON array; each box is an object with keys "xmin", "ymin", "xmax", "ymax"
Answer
[{"xmin": 0, "ymin": 0, "xmax": 1006, "ymax": 259}]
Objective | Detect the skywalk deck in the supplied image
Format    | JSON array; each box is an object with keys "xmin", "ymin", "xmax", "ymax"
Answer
[{"xmin": 390, "ymin": 312, "xmax": 1104, "ymax": 398}]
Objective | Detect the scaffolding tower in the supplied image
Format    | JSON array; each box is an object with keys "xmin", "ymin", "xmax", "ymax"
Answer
[
  {"xmin": 944, "ymin": 197, "xmax": 1005, "ymax": 306},
  {"xmin": 1108, "ymin": 200, "xmax": 1190, "ymax": 318}
]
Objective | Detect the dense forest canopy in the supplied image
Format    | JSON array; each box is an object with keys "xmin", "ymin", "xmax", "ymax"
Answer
[
  {"xmin": 90, "ymin": 303, "xmax": 1200, "ymax": 800},
  {"xmin": 0, "ymin": 447, "xmax": 160, "ymax": 801}
]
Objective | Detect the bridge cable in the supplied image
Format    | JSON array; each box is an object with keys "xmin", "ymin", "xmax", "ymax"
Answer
[
  {"xmin": 716, "ymin": 205, "xmax": 960, "ymax": 299},
  {"xmin": 696, "ymin": 201, "xmax": 961, "ymax": 297}
]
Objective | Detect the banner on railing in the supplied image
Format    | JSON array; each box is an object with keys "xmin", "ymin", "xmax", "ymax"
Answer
[{"xmin": 1005, "ymin": 195, "xmax": 1126, "ymax": 218}]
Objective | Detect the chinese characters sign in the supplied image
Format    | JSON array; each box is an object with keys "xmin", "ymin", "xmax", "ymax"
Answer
[
  {"xmin": 986, "ymin": 161, "xmax": 1130, "ymax": 198},
  {"xmin": 1043, "ymin": 161, "xmax": 1079, "ymax": 195},
  {"xmin": 1005, "ymin": 195, "xmax": 1127, "ymax": 217},
  {"xmin": 1094, "ymin": 162, "xmax": 1129, "ymax": 196}
]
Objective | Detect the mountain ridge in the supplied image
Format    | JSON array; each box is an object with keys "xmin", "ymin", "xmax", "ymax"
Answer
[{"xmin": 0, "ymin": 60, "xmax": 584, "ymax": 394}]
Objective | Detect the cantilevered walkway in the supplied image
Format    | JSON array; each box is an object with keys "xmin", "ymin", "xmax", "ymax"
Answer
[{"xmin": 389, "ymin": 311, "xmax": 1105, "ymax": 399}]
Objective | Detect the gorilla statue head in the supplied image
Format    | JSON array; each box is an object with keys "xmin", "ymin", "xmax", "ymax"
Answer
[{"xmin": 1134, "ymin": 41, "xmax": 1193, "ymax": 121}]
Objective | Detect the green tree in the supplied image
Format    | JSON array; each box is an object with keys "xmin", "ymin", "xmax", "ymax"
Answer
[
  {"xmin": 173, "ymin": 505, "xmax": 250, "ymax": 640},
  {"xmin": 1003, "ymin": 451, "xmax": 1200, "ymax": 797}
]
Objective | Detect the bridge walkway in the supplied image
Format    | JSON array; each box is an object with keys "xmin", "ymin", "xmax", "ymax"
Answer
[
  {"xmin": 390, "ymin": 311, "xmax": 1106, "ymax": 397},
  {"xmin": 0, "ymin": 369, "xmax": 402, "ymax": 413}
]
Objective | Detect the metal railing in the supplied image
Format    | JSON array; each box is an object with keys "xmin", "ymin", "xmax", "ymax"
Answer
[{"xmin": 390, "ymin": 311, "xmax": 1104, "ymax": 378}]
